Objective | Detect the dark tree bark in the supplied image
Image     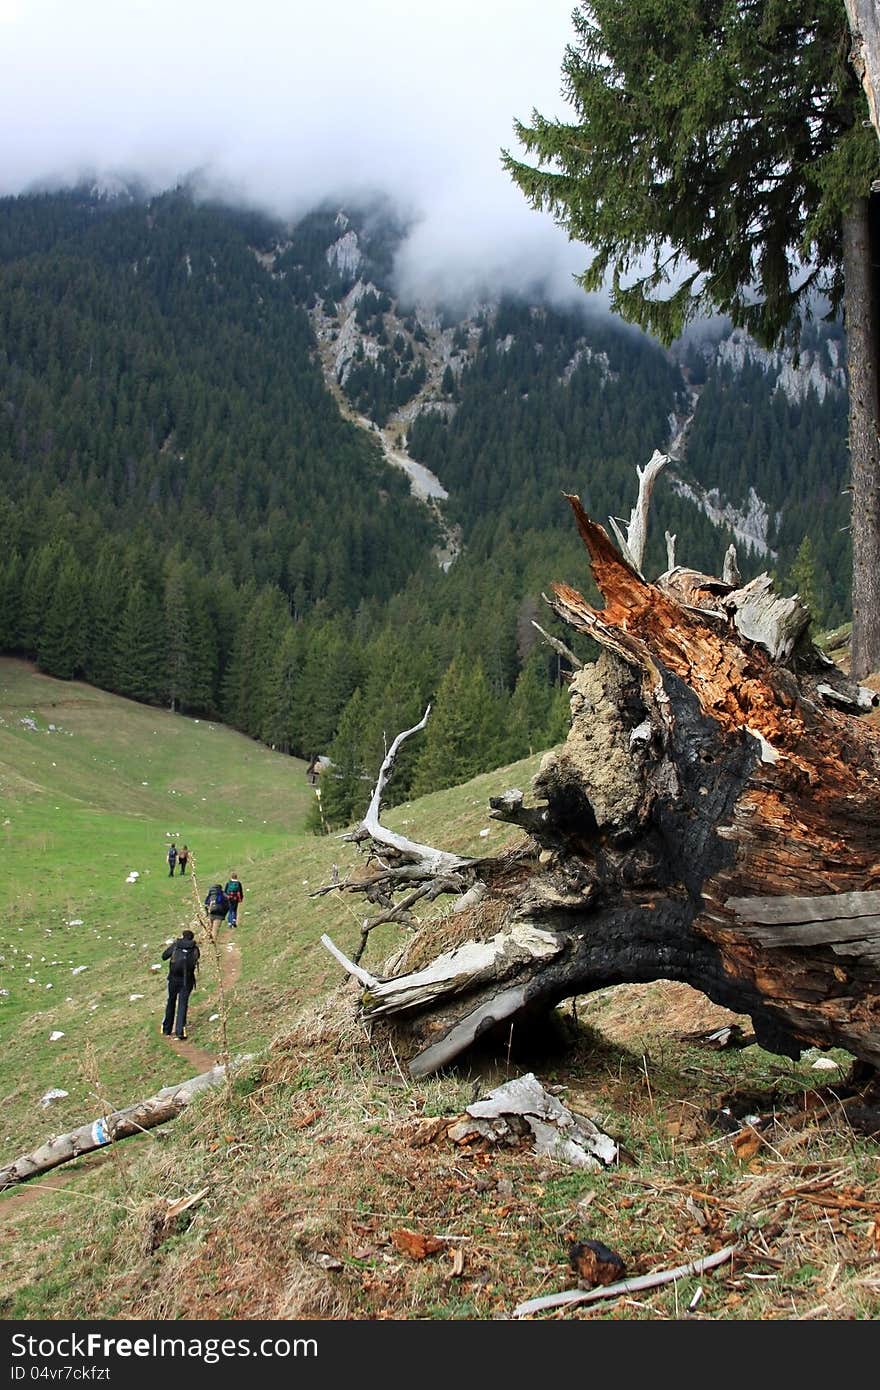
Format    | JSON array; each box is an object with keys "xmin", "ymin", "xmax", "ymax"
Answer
[
  {"xmin": 323, "ymin": 497, "xmax": 880, "ymax": 1079},
  {"xmin": 844, "ymin": 196, "xmax": 880, "ymax": 680}
]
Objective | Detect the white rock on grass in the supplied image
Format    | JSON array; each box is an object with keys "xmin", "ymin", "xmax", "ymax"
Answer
[
  {"xmin": 39, "ymin": 1088, "xmax": 69, "ymax": 1107},
  {"xmin": 48, "ymin": 1031, "xmax": 65, "ymax": 1042}
]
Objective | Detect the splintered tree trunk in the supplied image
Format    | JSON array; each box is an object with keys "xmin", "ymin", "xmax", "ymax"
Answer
[{"xmin": 333, "ymin": 497, "xmax": 880, "ymax": 1079}]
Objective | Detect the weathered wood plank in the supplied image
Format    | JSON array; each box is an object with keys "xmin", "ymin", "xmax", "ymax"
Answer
[
  {"xmin": 409, "ymin": 986, "xmax": 528, "ymax": 1078},
  {"xmin": 726, "ymin": 890, "xmax": 880, "ymax": 926},
  {"xmin": 733, "ymin": 919, "xmax": 880, "ymax": 956},
  {"xmin": 362, "ymin": 925, "xmax": 561, "ymax": 1018}
]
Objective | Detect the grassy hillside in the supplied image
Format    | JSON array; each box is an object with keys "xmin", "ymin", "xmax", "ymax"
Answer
[
  {"xmin": 0, "ymin": 656, "xmax": 529, "ymax": 1164},
  {"xmin": 1, "ymin": 659, "xmax": 879, "ymax": 1322}
]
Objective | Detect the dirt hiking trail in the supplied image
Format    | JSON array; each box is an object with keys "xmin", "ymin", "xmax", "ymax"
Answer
[{"xmin": 0, "ymin": 934, "xmax": 242, "ymax": 1218}]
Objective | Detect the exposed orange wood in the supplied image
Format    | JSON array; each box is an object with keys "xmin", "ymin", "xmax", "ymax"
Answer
[{"xmin": 554, "ymin": 496, "xmax": 880, "ymax": 806}]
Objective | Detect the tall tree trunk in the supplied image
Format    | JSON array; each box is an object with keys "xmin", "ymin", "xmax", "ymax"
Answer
[
  {"xmin": 844, "ymin": 195, "xmax": 880, "ymax": 679},
  {"xmin": 845, "ymin": 0, "xmax": 880, "ymax": 145}
]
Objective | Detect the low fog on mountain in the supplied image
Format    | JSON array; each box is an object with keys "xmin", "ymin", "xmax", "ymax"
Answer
[{"xmin": 0, "ymin": 0, "xmax": 596, "ymax": 305}]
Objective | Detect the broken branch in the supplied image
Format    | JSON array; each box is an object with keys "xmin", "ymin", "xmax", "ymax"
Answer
[
  {"xmin": 0, "ymin": 1062, "xmax": 243, "ymax": 1191},
  {"xmin": 512, "ymin": 1244, "xmax": 740, "ymax": 1317},
  {"xmin": 607, "ymin": 448, "xmax": 670, "ymax": 575}
]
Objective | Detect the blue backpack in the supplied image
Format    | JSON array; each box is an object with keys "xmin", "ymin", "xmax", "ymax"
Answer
[{"xmin": 206, "ymin": 884, "xmax": 228, "ymax": 915}]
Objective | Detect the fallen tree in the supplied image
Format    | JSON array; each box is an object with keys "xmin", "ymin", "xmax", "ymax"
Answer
[
  {"xmin": 321, "ymin": 480, "xmax": 880, "ymax": 1081},
  {"xmin": 0, "ymin": 1063, "xmax": 231, "ymax": 1191}
]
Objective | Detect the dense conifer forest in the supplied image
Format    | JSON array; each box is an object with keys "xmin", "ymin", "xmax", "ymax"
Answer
[{"xmin": 0, "ymin": 187, "xmax": 851, "ymax": 828}]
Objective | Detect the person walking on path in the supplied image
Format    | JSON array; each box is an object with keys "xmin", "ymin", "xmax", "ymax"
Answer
[
  {"xmin": 166, "ymin": 843, "xmax": 178, "ymax": 877},
  {"xmin": 204, "ymin": 882, "xmax": 228, "ymax": 932},
  {"xmin": 160, "ymin": 929, "xmax": 200, "ymax": 1040},
  {"xmin": 178, "ymin": 844, "xmax": 189, "ymax": 875},
  {"xmin": 224, "ymin": 873, "xmax": 244, "ymax": 929}
]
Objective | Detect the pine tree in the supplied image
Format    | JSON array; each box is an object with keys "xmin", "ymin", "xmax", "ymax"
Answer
[
  {"xmin": 291, "ymin": 620, "xmax": 363, "ymax": 757},
  {"xmin": 38, "ymin": 550, "xmax": 86, "ymax": 679},
  {"xmin": 787, "ymin": 535, "xmax": 821, "ymax": 631},
  {"xmin": 163, "ymin": 559, "xmax": 191, "ymax": 712},
  {"xmin": 0, "ymin": 550, "xmax": 24, "ymax": 652},
  {"xmin": 320, "ymin": 687, "xmax": 370, "ymax": 829},
  {"xmin": 83, "ymin": 540, "xmax": 128, "ymax": 691},
  {"xmin": 114, "ymin": 577, "xmax": 167, "ymax": 703},
  {"xmin": 260, "ymin": 624, "xmax": 301, "ymax": 753},
  {"xmin": 19, "ymin": 543, "xmax": 61, "ymax": 657},
  {"xmin": 507, "ymin": 647, "xmax": 556, "ymax": 760},
  {"xmin": 503, "ymin": 0, "xmax": 880, "ymax": 674},
  {"xmin": 411, "ymin": 659, "xmax": 499, "ymax": 796}
]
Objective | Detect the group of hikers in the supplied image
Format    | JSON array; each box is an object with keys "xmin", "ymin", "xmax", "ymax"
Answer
[
  {"xmin": 160, "ymin": 847, "xmax": 246, "ymax": 1041},
  {"xmin": 166, "ymin": 842, "xmax": 189, "ymax": 875}
]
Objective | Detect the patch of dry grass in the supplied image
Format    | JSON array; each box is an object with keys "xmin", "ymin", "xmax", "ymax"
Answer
[{"xmin": 6, "ymin": 977, "xmax": 877, "ymax": 1322}]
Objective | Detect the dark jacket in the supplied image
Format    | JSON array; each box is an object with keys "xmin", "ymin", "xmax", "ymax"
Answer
[{"xmin": 162, "ymin": 937, "xmax": 200, "ymax": 984}]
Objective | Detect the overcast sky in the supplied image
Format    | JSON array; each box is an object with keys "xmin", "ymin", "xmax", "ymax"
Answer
[{"xmin": 0, "ymin": 0, "xmax": 602, "ymax": 304}]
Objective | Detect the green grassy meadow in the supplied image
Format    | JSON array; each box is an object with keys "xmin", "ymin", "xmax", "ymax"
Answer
[
  {"xmin": 0, "ymin": 658, "xmax": 297, "ymax": 1152},
  {"xmin": 0, "ymin": 657, "xmax": 528, "ymax": 1160}
]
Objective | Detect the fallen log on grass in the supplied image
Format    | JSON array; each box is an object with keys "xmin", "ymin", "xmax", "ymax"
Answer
[
  {"xmin": 0, "ymin": 1063, "xmax": 230, "ymax": 1191},
  {"xmin": 320, "ymin": 470, "xmax": 880, "ymax": 1082}
]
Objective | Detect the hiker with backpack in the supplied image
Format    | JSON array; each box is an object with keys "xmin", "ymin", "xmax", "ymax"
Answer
[
  {"xmin": 204, "ymin": 882, "xmax": 228, "ymax": 930},
  {"xmin": 167, "ymin": 842, "xmax": 178, "ymax": 877},
  {"xmin": 160, "ymin": 929, "xmax": 200, "ymax": 1040},
  {"xmin": 223, "ymin": 873, "xmax": 244, "ymax": 928}
]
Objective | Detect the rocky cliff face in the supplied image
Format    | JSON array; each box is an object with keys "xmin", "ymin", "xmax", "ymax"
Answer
[
  {"xmin": 711, "ymin": 325, "xmax": 847, "ymax": 405},
  {"xmin": 257, "ymin": 201, "xmax": 849, "ymax": 580}
]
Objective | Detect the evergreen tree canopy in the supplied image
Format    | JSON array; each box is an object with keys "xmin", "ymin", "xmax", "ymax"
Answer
[{"xmin": 503, "ymin": 0, "xmax": 879, "ymax": 347}]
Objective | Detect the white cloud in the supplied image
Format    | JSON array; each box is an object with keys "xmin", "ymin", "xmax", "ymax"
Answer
[{"xmin": 0, "ymin": 0, "xmax": 597, "ymax": 302}]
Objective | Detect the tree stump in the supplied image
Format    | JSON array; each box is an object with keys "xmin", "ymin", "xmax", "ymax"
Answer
[{"xmin": 323, "ymin": 495, "xmax": 880, "ymax": 1079}]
